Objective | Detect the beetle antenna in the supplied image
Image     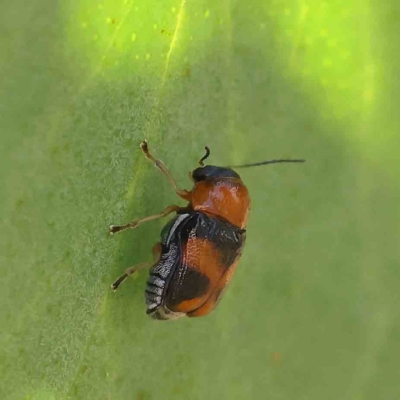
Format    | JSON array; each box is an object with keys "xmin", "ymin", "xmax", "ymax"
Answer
[
  {"xmin": 228, "ymin": 159, "xmax": 305, "ymax": 168},
  {"xmin": 199, "ymin": 146, "xmax": 211, "ymax": 166}
]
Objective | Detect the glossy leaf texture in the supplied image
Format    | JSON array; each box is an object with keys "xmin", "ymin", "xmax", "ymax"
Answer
[{"xmin": 1, "ymin": 1, "xmax": 399, "ymax": 399}]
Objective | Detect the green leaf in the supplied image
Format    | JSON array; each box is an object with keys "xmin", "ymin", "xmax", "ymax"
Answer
[{"xmin": 1, "ymin": 1, "xmax": 399, "ymax": 399}]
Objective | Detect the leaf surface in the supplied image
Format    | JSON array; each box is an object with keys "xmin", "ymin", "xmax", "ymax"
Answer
[{"xmin": 1, "ymin": 1, "xmax": 399, "ymax": 399}]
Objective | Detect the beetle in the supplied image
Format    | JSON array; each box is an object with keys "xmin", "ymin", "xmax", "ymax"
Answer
[{"xmin": 109, "ymin": 140, "xmax": 304, "ymax": 320}]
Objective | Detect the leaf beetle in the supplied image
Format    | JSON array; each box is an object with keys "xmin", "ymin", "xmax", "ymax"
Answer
[{"xmin": 110, "ymin": 140, "xmax": 304, "ymax": 320}]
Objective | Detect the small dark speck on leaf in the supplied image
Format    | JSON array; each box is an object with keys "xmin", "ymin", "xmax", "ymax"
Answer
[
  {"xmin": 80, "ymin": 364, "xmax": 88, "ymax": 374},
  {"xmin": 15, "ymin": 198, "xmax": 25, "ymax": 208},
  {"xmin": 50, "ymin": 145, "xmax": 60, "ymax": 155},
  {"xmin": 271, "ymin": 351, "xmax": 282, "ymax": 364},
  {"xmin": 137, "ymin": 389, "xmax": 151, "ymax": 400},
  {"xmin": 160, "ymin": 29, "xmax": 172, "ymax": 37},
  {"xmin": 172, "ymin": 386, "xmax": 181, "ymax": 394},
  {"xmin": 62, "ymin": 249, "xmax": 71, "ymax": 260},
  {"xmin": 71, "ymin": 384, "xmax": 79, "ymax": 396}
]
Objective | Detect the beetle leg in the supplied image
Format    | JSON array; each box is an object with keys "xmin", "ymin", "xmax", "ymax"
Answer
[
  {"xmin": 109, "ymin": 204, "xmax": 184, "ymax": 235},
  {"xmin": 111, "ymin": 243, "xmax": 162, "ymax": 291},
  {"xmin": 140, "ymin": 139, "xmax": 191, "ymax": 201},
  {"xmin": 111, "ymin": 262, "xmax": 151, "ymax": 291}
]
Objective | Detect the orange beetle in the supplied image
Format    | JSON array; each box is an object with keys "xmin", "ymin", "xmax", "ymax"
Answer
[{"xmin": 110, "ymin": 140, "xmax": 304, "ymax": 320}]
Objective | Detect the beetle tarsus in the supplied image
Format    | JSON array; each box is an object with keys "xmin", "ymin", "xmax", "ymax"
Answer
[
  {"xmin": 111, "ymin": 273, "xmax": 128, "ymax": 291},
  {"xmin": 109, "ymin": 206, "xmax": 183, "ymax": 236},
  {"xmin": 111, "ymin": 263, "xmax": 152, "ymax": 291},
  {"xmin": 140, "ymin": 138, "xmax": 148, "ymax": 150},
  {"xmin": 109, "ymin": 224, "xmax": 124, "ymax": 235}
]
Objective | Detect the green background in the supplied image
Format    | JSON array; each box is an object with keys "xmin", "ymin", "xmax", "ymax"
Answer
[{"xmin": 1, "ymin": 0, "xmax": 399, "ymax": 399}]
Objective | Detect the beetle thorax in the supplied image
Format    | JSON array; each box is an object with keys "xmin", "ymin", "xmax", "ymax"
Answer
[{"xmin": 189, "ymin": 178, "xmax": 250, "ymax": 229}]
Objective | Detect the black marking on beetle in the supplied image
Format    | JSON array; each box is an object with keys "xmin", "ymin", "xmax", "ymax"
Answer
[
  {"xmin": 166, "ymin": 267, "xmax": 211, "ymax": 307},
  {"xmin": 184, "ymin": 213, "xmax": 245, "ymax": 267}
]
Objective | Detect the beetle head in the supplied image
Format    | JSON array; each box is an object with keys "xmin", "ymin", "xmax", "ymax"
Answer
[{"xmin": 192, "ymin": 165, "xmax": 240, "ymax": 182}]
